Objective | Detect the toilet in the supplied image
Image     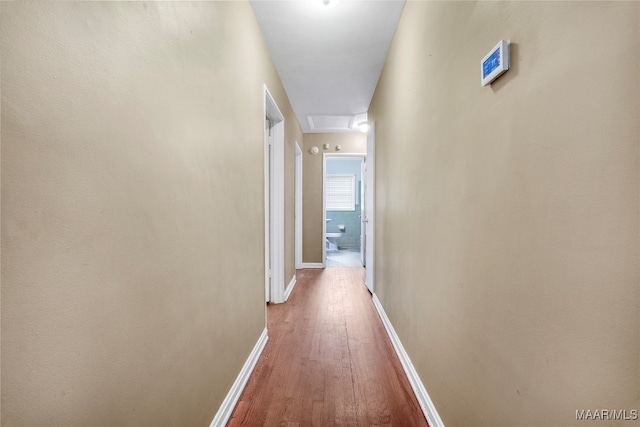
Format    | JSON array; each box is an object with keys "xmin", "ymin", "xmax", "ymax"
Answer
[{"xmin": 326, "ymin": 232, "xmax": 341, "ymax": 251}]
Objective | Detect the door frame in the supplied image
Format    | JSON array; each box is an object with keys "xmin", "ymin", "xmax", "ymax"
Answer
[
  {"xmin": 360, "ymin": 159, "xmax": 366, "ymax": 267},
  {"xmin": 295, "ymin": 142, "xmax": 303, "ymax": 270},
  {"xmin": 323, "ymin": 153, "xmax": 366, "ymax": 266},
  {"xmin": 264, "ymin": 85, "xmax": 285, "ymax": 304},
  {"xmin": 364, "ymin": 122, "xmax": 375, "ymax": 293}
]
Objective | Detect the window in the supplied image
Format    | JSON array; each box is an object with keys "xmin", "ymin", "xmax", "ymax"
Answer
[{"xmin": 326, "ymin": 174, "xmax": 356, "ymax": 211}]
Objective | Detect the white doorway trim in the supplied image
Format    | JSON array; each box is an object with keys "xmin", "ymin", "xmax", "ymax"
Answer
[
  {"xmin": 323, "ymin": 153, "xmax": 366, "ymax": 267},
  {"xmin": 264, "ymin": 85, "xmax": 285, "ymax": 304},
  {"xmin": 360, "ymin": 159, "xmax": 366, "ymax": 267},
  {"xmin": 294, "ymin": 142, "xmax": 303, "ymax": 270},
  {"xmin": 364, "ymin": 123, "xmax": 375, "ymax": 293}
]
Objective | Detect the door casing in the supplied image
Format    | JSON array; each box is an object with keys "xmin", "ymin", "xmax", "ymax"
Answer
[
  {"xmin": 364, "ymin": 123, "xmax": 375, "ymax": 293},
  {"xmin": 295, "ymin": 141, "xmax": 303, "ymax": 270},
  {"xmin": 264, "ymin": 85, "xmax": 285, "ymax": 303}
]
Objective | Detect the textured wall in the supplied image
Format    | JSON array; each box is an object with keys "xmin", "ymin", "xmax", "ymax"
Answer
[
  {"xmin": 369, "ymin": 1, "xmax": 639, "ymax": 426},
  {"xmin": 1, "ymin": 1, "xmax": 300, "ymax": 425},
  {"xmin": 302, "ymin": 133, "xmax": 365, "ymax": 263}
]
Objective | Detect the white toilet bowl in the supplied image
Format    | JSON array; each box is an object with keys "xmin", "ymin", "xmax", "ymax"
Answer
[{"xmin": 326, "ymin": 232, "xmax": 342, "ymax": 251}]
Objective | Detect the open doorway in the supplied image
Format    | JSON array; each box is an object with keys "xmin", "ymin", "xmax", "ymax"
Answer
[{"xmin": 323, "ymin": 154, "xmax": 366, "ymax": 267}]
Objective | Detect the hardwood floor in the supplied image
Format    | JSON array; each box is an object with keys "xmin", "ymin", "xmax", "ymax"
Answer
[{"xmin": 227, "ymin": 268, "xmax": 428, "ymax": 427}]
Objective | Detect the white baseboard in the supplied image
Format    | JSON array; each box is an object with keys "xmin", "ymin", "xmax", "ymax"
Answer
[
  {"xmin": 301, "ymin": 263, "xmax": 325, "ymax": 269},
  {"xmin": 284, "ymin": 275, "xmax": 297, "ymax": 301},
  {"xmin": 209, "ymin": 328, "xmax": 268, "ymax": 427},
  {"xmin": 372, "ymin": 294, "xmax": 445, "ymax": 427}
]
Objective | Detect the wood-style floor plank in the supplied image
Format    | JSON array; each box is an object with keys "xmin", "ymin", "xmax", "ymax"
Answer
[{"xmin": 227, "ymin": 268, "xmax": 428, "ymax": 427}]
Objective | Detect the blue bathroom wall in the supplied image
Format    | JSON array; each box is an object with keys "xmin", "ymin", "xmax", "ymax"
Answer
[{"xmin": 326, "ymin": 158, "xmax": 362, "ymax": 250}]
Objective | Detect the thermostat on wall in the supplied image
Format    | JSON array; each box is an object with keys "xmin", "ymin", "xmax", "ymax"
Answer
[{"xmin": 481, "ymin": 40, "xmax": 510, "ymax": 86}]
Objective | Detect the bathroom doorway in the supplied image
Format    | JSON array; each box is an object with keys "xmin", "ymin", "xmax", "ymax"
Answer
[{"xmin": 323, "ymin": 154, "xmax": 365, "ymax": 267}]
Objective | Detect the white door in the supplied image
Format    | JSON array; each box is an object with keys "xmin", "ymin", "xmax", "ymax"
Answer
[
  {"xmin": 364, "ymin": 123, "xmax": 375, "ymax": 293},
  {"xmin": 360, "ymin": 160, "xmax": 366, "ymax": 267}
]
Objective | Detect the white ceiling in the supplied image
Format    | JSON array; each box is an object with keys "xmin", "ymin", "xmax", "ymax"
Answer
[{"xmin": 250, "ymin": 0, "xmax": 406, "ymax": 133}]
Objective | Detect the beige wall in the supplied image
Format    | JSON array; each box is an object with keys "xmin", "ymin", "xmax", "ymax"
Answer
[
  {"xmin": 369, "ymin": 1, "xmax": 639, "ymax": 426},
  {"xmin": 0, "ymin": 1, "xmax": 301, "ymax": 425},
  {"xmin": 302, "ymin": 133, "xmax": 365, "ymax": 264}
]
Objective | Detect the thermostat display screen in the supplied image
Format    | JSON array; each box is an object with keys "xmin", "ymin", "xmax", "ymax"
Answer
[
  {"xmin": 483, "ymin": 49, "xmax": 501, "ymax": 79},
  {"xmin": 481, "ymin": 40, "xmax": 510, "ymax": 86}
]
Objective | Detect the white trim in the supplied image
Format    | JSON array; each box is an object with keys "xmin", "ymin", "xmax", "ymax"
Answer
[
  {"xmin": 301, "ymin": 263, "xmax": 325, "ymax": 269},
  {"xmin": 371, "ymin": 294, "xmax": 445, "ymax": 427},
  {"xmin": 360, "ymin": 159, "xmax": 366, "ymax": 267},
  {"xmin": 264, "ymin": 85, "xmax": 286, "ymax": 304},
  {"xmin": 364, "ymin": 123, "xmax": 375, "ymax": 293},
  {"xmin": 209, "ymin": 328, "xmax": 269, "ymax": 427},
  {"xmin": 284, "ymin": 275, "xmax": 297, "ymax": 301},
  {"xmin": 295, "ymin": 142, "xmax": 303, "ymax": 270},
  {"xmin": 264, "ymin": 106, "xmax": 270, "ymax": 302},
  {"xmin": 322, "ymin": 155, "xmax": 326, "ymax": 266},
  {"xmin": 271, "ymin": 119, "xmax": 285, "ymax": 303}
]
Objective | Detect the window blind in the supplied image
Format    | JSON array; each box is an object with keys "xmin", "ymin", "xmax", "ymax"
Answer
[{"xmin": 326, "ymin": 174, "xmax": 355, "ymax": 211}]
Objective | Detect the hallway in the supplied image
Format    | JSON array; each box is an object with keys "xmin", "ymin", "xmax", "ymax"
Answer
[
  {"xmin": 228, "ymin": 268, "xmax": 428, "ymax": 426},
  {"xmin": 2, "ymin": 2, "xmax": 638, "ymax": 425}
]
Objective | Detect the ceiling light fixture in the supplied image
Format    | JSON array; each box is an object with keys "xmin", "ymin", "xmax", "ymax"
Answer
[
  {"xmin": 358, "ymin": 122, "xmax": 370, "ymax": 133},
  {"xmin": 321, "ymin": 0, "xmax": 341, "ymax": 8}
]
